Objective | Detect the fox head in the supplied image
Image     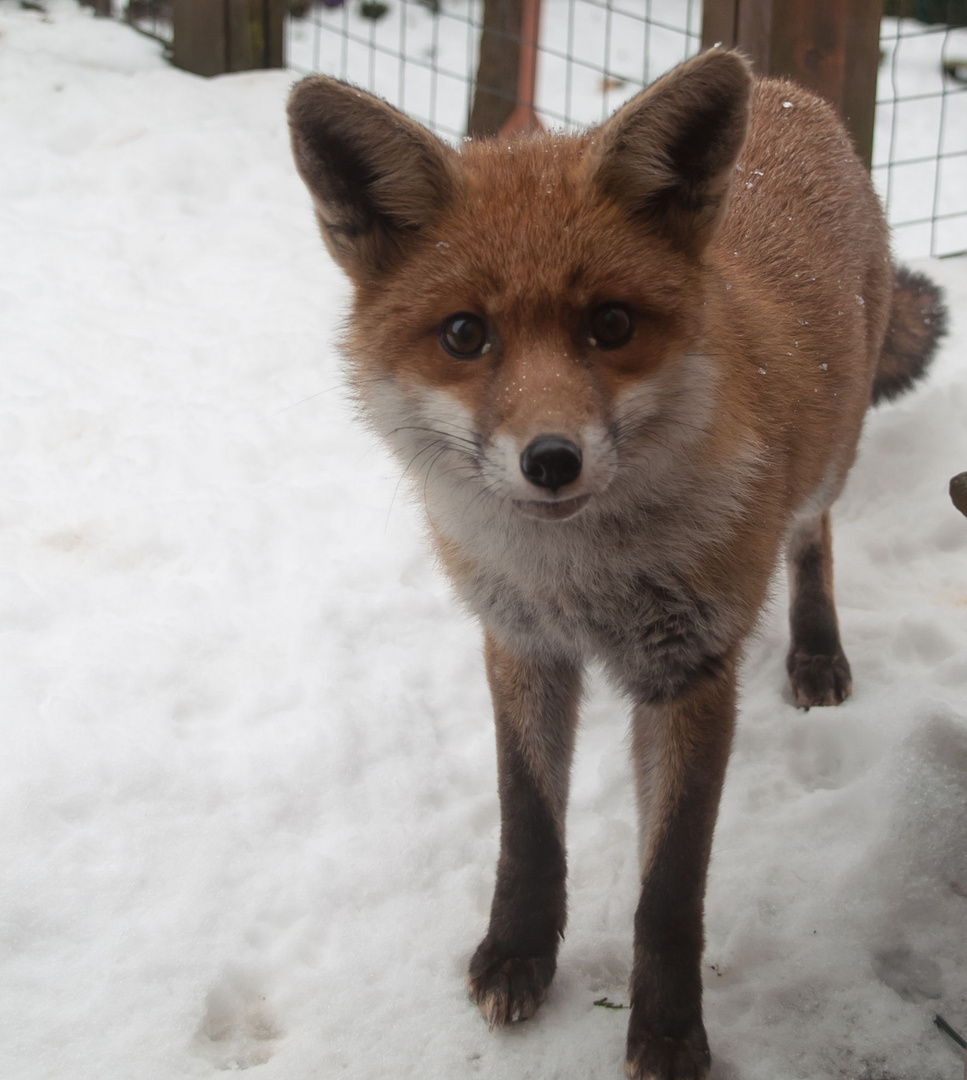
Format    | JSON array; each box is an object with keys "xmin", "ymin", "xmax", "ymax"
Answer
[{"xmin": 287, "ymin": 50, "xmax": 753, "ymax": 535}]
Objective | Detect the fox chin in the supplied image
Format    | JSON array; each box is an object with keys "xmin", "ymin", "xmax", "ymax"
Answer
[{"xmin": 287, "ymin": 48, "xmax": 946, "ymax": 1080}]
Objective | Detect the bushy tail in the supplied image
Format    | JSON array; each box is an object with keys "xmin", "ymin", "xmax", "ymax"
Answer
[{"xmin": 871, "ymin": 266, "xmax": 948, "ymax": 405}]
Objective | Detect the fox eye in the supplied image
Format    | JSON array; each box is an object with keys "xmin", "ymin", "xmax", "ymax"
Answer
[
  {"xmin": 588, "ymin": 303, "xmax": 634, "ymax": 349},
  {"xmin": 440, "ymin": 313, "xmax": 489, "ymax": 359}
]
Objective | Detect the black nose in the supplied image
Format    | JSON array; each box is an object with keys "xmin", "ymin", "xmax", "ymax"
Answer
[{"xmin": 519, "ymin": 435, "xmax": 583, "ymax": 491}]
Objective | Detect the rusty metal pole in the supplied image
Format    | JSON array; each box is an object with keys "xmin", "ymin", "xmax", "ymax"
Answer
[
  {"xmin": 468, "ymin": 0, "xmax": 543, "ymax": 138},
  {"xmin": 499, "ymin": 0, "xmax": 543, "ymax": 136}
]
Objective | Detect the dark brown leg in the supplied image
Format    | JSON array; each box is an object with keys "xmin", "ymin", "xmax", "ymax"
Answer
[
  {"xmin": 786, "ymin": 508, "xmax": 852, "ymax": 708},
  {"xmin": 468, "ymin": 632, "xmax": 581, "ymax": 1029},
  {"xmin": 625, "ymin": 656, "xmax": 737, "ymax": 1080}
]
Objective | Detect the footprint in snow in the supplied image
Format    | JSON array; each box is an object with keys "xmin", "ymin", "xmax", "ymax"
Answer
[{"xmin": 193, "ymin": 967, "xmax": 282, "ymax": 1070}]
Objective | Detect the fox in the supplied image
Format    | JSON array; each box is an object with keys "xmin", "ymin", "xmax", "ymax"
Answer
[{"xmin": 287, "ymin": 48, "xmax": 946, "ymax": 1079}]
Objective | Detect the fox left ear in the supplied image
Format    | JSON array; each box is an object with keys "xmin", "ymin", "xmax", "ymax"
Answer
[
  {"xmin": 287, "ymin": 75, "xmax": 457, "ymax": 281},
  {"xmin": 593, "ymin": 49, "xmax": 753, "ymax": 255}
]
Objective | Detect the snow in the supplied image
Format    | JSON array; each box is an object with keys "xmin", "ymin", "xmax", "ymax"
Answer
[{"xmin": 1, "ymin": 3, "xmax": 965, "ymax": 1078}]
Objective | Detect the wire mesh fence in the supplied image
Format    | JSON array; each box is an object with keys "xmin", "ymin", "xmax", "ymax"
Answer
[
  {"xmin": 288, "ymin": 0, "xmax": 479, "ymax": 138},
  {"xmin": 99, "ymin": 0, "xmax": 967, "ymax": 257},
  {"xmin": 287, "ymin": 0, "xmax": 966, "ymax": 257},
  {"xmin": 875, "ymin": 8, "xmax": 967, "ymax": 258},
  {"xmin": 287, "ymin": 0, "xmax": 701, "ymax": 138}
]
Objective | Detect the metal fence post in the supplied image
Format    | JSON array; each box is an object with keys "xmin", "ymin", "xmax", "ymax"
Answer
[
  {"xmin": 468, "ymin": 0, "xmax": 542, "ymax": 138},
  {"xmin": 468, "ymin": 0, "xmax": 524, "ymax": 136},
  {"xmin": 701, "ymin": 0, "xmax": 882, "ymax": 170},
  {"xmin": 499, "ymin": 0, "xmax": 542, "ymax": 136}
]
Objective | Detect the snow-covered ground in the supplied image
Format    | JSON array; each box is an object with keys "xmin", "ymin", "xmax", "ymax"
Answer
[{"xmin": 1, "ymin": 3, "xmax": 966, "ymax": 1078}]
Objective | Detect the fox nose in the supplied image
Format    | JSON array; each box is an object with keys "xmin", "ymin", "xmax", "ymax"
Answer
[{"xmin": 520, "ymin": 435, "xmax": 583, "ymax": 492}]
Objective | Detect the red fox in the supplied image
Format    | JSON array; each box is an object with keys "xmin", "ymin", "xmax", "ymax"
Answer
[{"xmin": 288, "ymin": 49, "xmax": 946, "ymax": 1079}]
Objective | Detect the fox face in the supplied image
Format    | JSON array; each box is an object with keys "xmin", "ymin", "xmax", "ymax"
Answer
[
  {"xmin": 288, "ymin": 48, "xmax": 943, "ymax": 1080},
  {"xmin": 353, "ymin": 154, "xmax": 724, "ymax": 531}
]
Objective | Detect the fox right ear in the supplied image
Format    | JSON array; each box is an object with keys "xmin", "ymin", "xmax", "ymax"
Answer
[
  {"xmin": 593, "ymin": 49, "xmax": 753, "ymax": 255},
  {"xmin": 287, "ymin": 77, "xmax": 456, "ymax": 280}
]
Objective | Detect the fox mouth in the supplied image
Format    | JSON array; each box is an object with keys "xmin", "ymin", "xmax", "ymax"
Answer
[{"xmin": 512, "ymin": 494, "xmax": 591, "ymax": 521}]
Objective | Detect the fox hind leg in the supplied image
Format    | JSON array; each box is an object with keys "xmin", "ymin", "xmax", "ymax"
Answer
[{"xmin": 785, "ymin": 508, "xmax": 852, "ymax": 708}]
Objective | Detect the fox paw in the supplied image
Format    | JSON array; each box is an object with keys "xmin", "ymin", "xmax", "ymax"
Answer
[
  {"xmin": 467, "ymin": 943, "xmax": 556, "ymax": 1029},
  {"xmin": 625, "ymin": 1028, "xmax": 711, "ymax": 1080},
  {"xmin": 787, "ymin": 649, "xmax": 852, "ymax": 708}
]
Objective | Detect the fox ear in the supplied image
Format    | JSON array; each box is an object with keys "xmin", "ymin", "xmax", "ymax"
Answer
[
  {"xmin": 287, "ymin": 76, "xmax": 456, "ymax": 280},
  {"xmin": 592, "ymin": 49, "xmax": 753, "ymax": 255}
]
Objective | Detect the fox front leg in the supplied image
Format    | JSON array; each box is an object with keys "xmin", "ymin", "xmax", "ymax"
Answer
[
  {"xmin": 468, "ymin": 633, "xmax": 581, "ymax": 1028},
  {"xmin": 625, "ymin": 656, "xmax": 737, "ymax": 1080}
]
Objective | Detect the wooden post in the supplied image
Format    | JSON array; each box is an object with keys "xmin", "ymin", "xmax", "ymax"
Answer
[
  {"xmin": 701, "ymin": 0, "xmax": 882, "ymax": 170},
  {"xmin": 265, "ymin": 0, "xmax": 286, "ymax": 69},
  {"xmin": 172, "ymin": 0, "xmax": 285, "ymax": 78},
  {"xmin": 227, "ymin": 0, "xmax": 260, "ymax": 72},
  {"xmin": 173, "ymin": 0, "xmax": 228, "ymax": 77}
]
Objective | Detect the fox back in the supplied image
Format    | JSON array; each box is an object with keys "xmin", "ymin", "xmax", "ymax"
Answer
[{"xmin": 288, "ymin": 50, "xmax": 945, "ymax": 1080}]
